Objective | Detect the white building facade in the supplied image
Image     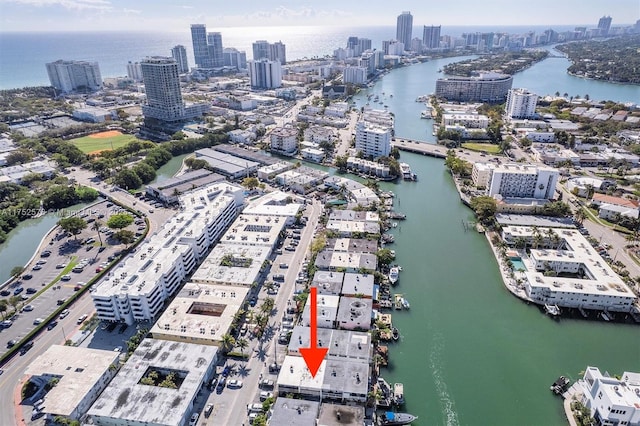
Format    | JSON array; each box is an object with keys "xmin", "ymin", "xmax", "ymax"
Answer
[
  {"xmin": 248, "ymin": 59, "xmax": 282, "ymax": 89},
  {"xmin": 270, "ymin": 126, "xmax": 298, "ymax": 155},
  {"xmin": 488, "ymin": 163, "xmax": 559, "ymax": 199},
  {"xmin": 505, "ymin": 88, "xmax": 539, "ymax": 119},
  {"xmin": 46, "ymin": 60, "xmax": 102, "ymax": 93}
]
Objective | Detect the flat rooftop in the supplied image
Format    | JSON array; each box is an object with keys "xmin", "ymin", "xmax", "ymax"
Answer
[
  {"xmin": 242, "ymin": 191, "xmax": 302, "ymax": 217},
  {"xmin": 269, "ymin": 397, "xmax": 320, "ymax": 426},
  {"xmin": 312, "ymin": 271, "xmax": 345, "ymax": 295},
  {"xmin": 288, "ymin": 326, "xmax": 372, "ymax": 362},
  {"xmin": 495, "ymin": 214, "xmax": 575, "ymax": 228},
  {"xmin": 222, "ymin": 213, "xmax": 286, "ymax": 247},
  {"xmin": 150, "ymin": 283, "xmax": 248, "ymax": 344},
  {"xmin": 212, "ymin": 144, "xmax": 278, "ymax": 165},
  {"xmin": 191, "ymin": 244, "xmax": 270, "ymax": 286},
  {"xmin": 341, "ymin": 273, "xmax": 375, "ymax": 297},
  {"xmin": 25, "ymin": 346, "xmax": 120, "ymax": 417},
  {"xmin": 317, "ymin": 403, "xmax": 365, "ymax": 426},
  {"xmin": 88, "ymin": 339, "xmax": 217, "ymax": 426}
]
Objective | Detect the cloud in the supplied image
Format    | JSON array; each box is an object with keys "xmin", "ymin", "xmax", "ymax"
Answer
[
  {"xmin": 122, "ymin": 7, "xmax": 140, "ymax": 15},
  {"xmin": 2, "ymin": 0, "xmax": 111, "ymax": 10}
]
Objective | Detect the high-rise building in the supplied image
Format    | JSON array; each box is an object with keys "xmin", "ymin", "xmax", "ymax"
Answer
[
  {"xmin": 248, "ymin": 59, "xmax": 282, "ymax": 89},
  {"xmin": 170, "ymin": 45, "xmax": 189, "ymax": 74},
  {"xmin": 355, "ymin": 109, "xmax": 394, "ymax": 158},
  {"xmin": 223, "ymin": 48, "xmax": 247, "ymax": 69},
  {"xmin": 140, "ymin": 57, "xmax": 185, "ymax": 122},
  {"xmin": 269, "ymin": 41, "xmax": 287, "ymax": 65},
  {"xmin": 435, "ymin": 72, "xmax": 513, "ymax": 102},
  {"xmin": 396, "ymin": 11, "xmax": 413, "ymax": 49},
  {"xmin": 46, "ymin": 60, "xmax": 102, "ymax": 93},
  {"xmin": 190, "ymin": 24, "xmax": 211, "ymax": 68},
  {"xmin": 207, "ymin": 32, "xmax": 224, "ymax": 67},
  {"xmin": 343, "ymin": 66, "xmax": 367, "ymax": 85},
  {"xmin": 252, "ymin": 40, "xmax": 270, "ymax": 61},
  {"xmin": 422, "ymin": 25, "xmax": 441, "ymax": 49},
  {"xmin": 126, "ymin": 61, "xmax": 143, "ymax": 82},
  {"xmin": 505, "ymin": 88, "xmax": 539, "ymax": 119},
  {"xmin": 597, "ymin": 16, "xmax": 612, "ymax": 36},
  {"xmin": 488, "ymin": 163, "xmax": 559, "ymax": 199}
]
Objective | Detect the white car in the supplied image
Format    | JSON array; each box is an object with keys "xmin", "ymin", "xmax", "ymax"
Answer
[
  {"xmin": 23, "ymin": 304, "xmax": 34, "ymax": 312},
  {"xmin": 227, "ymin": 379, "xmax": 243, "ymax": 389}
]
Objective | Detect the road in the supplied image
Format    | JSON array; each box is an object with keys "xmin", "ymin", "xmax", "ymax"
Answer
[{"xmin": 204, "ymin": 199, "xmax": 322, "ymax": 426}]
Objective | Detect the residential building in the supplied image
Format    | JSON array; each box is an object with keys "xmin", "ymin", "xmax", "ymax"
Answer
[
  {"xmin": 505, "ymin": 88, "xmax": 539, "ymax": 119},
  {"xmin": 423, "ymin": 25, "xmax": 442, "ymax": 49},
  {"xmin": 578, "ymin": 366, "xmax": 640, "ymax": 425},
  {"xmin": 355, "ymin": 121, "xmax": 392, "ymax": 158},
  {"xmin": 471, "ymin": 162, "xmax": 496, "ymax": 189},
  {"xmin": 190, "ymin": 24, "xmax": 211, "ymax": 68},
  {"xmin": 194, "ymin": 147, "xmax": 260, "ymax": 179},
  {"xmin": 301, "ymin": 147, "xmax": 325, "ymax": 163},
  {"xmin": 343, "ymin": 66, "xmax": 367, "ymax": 85},
  {"xmin": 87, "ymin": 339, "xmax": 217, "ymax": 426},
  {"xmin": 346, "ymin": 157, "xmax": 390, "ymax": 178},
  {"xmin": 597, "ymin": 16, "xmax": 612, "ymax": 36},
  {"xmin": 252, "ymin": 40, "xmax": 270, "ymax": 61},
  {"xmin": 141, "ymin": 56, "xmax": 186, "ymax": 122},
  {"xmin": 502, "ymin": 227, "xmax": 637, "ymax": 312},
  {"xmin": 336, "ymin": 297, "xmax": 373, "ymax": 330},
  {"xmin": 270, "ymin": 126, "xmax": 298, "ymax": 155},
  {"xmin": 25, "ymin": 346, "xmax": 120, "ymax": 420},
  {"xmin": 223, "ymin": 47, "xmax": 247, "ymax": 69},
  {"xmin": 288, "ymin": 326, "xmax": 372, "ymax": 363},
  {"xmin": 269, "ymin": 398, "xmax": 320, "ymax": 426},
  {"xmin": 145, "ymin": 169, "xmax": 225, "ymax": 204},
  {"xmin": 90, "ymin": 182, "xmax": 243, "ymax": 324},
  {"xmin": 170, "ymin": 45, "xmax": 189, "ymax": 73},
  {"xmin": 441, "ymin": 113, "xmax": 489, "ymax": 128},
  {"xmin": 488, "ymin": 163, "xmax": 559, "ymax": 199},
  {"xmin": 207, "ymin": 32, "xmax": 224, "ymax": 67},
  {"xmin": 396, "ymin": 11, "xmax": 413, "ymax": 49},
  {"xmin": 257, "ymin": 162, "xmax": 294, "ymax": 181},
  {"xmin": 149, "ymin": 283, "xmax": 248, "ymax": 346},
  {"xmin": 248, "ymin": 59, "xmax": 282, "ymax": 89},
  {"xmin": 126, "ymin": 61, "xmax": 143, "ymax": 82},
  {"xmin": 270, "ymin": 41, "xmax": 287, "ymax": 64},
  {"xmin": 302, "ymin": 294, "xmax": 340, "ymax": 329},
  {"xmin": 313, "ymin": 271, "xmax": 345, "ymax": 296},
  {"xmin": 318, "ymin": 403, "xmax": 365, "ymax": 426},
  {"xmin": 435, "ymin": 72, "xmax": 513, "ymax": 102},
  {"xmin": 46, "ymin": 60, "xmax": 102, "ymax": 93}
]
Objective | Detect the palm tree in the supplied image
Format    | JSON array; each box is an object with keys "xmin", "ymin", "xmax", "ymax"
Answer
[
  {"xmin": 544, "ymin": 228, "xmax": 556, "ymax": 249},
  {"xmin": 260, "ymin": 297, "xmax": 275, "ymax": 315},
  {"xmin": 221, "ymin": 333, "xmax": 236, "ymax": 353},
  {"xmin": 0, "ymin": 300, "xmax": 8, "ymax": 319},
  {"xmin": 92, "ymin": 220, "xmax": 103, "ymax": 246},
  {"xmin": 574, "ymin": 209, "xmax": 587, "ymax": 226},
  {"xmin": 236, "ymin": 338, "xmax": 249, "ymax": 356}
]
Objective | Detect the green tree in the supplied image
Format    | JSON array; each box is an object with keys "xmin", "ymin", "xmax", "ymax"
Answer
[
  {"xmin": 92, "ymin": 220, "xmax": 104, "ymax": 246},
  {"xmin": 236, "ymin": 337, "xmax": 249, "ymax": 356},
  {"xmin": 107, "ymin": 213, "xmax": 134, "ymax": 230},
  {"xmin": 0, "ymin": 300, "xmax": 8, "ymax": 319},
  {"xmin": 376, "ymin": 248, "xmax": 395, "ymax": 266},
  {"xmin": 470, "ymin": 196, "xmax": 497, "ymax": 224},
  {"xmin": 10, "ymin": 266, "xmax": 25, "ymax": 280},
  {"xmin": 334, "ymin": 155, "xmax": 348, "ymax": 171},
  {"xmin": 221, "ymin": 333, "xmax": 236, "ymax": 353},
  {"xmin": 58, "ymin": 216, "xmax": 87, "ymax": 240},
  {"xmin": 113, "ymin": 169, "xmax": 143, "ymax": 190},
  {"xmin": 8, "ymin": 295, "xmax": 22, "ymax": 313},
  {"xmin": 242, "ymin": 177, "xmax": 259, "ymax": 190},
  {"xmin": 113, "ymin": 229, "xmax": 135, "ymax": 245},
  {"xmin": 132, "ymin": 162, "xmax": 156, "ymax": 184}
]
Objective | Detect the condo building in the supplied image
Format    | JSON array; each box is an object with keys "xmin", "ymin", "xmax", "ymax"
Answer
[
  {"xmin": 190, "ymin": 24, "xmax": 211, "ymax": 68},
  {"xmin": 46, "ymin": 59, "xmax": 102, "ymax": 93},
  {"xmin": 140, "ymin": 56, "xmax": 185, "ymax": 122},
  {"xmin": 396, "ymin": 11, "xmax": 413, "ymax": 50},
  {"xmin": 248, "ymin": 59, "xmax": 282, "ymax": 89},
  {"xmin": 170, "ymin": 44, "xmax": 189, "ymax": 74},
  {"xmin": 435, "ymin": 72, "xmax": 513, "ymax": 102},
  {"xmin": 354, "ymin": 109, "xmax": 394, "ymax": 159},
  {"xmin": 423, "ymin": 25, "xmax": 442, "ymax": 49},
  {"xmin": 488, "ymin": 163, "xmax": 559, "ymax": 199},
  {"xmin": 501, "ymin": 227, "xmax": 637, "ymax": 312},
  {"xmin": 252, "ymin": 39, "xmax": 286, "ymax": 64},
  {"xmin": 223, "ymin": 47, "xmax": 247, "ymax": 69},
  {"xmin": 126, "ymin": 61, "xmax": 143, "ymax": 82},
  {"xmin": 270, "ymin": 126, "xmax": 298, "ymax": 154},
  {"xmin": 90, "ymin": 182, "xmax": 244, "ymax": 324},
  {"xmin": 597, "ymin": 16, "xmax": 612, "ymax": 36},
  {"xmin": 343, "ymin": 66, "xmax": 368, "ymax": 85},
  {"xmin": 505, "ymin": 88, "xmax": 539, "ymax": 119},
  {"xmin": 578, "ymin": 366, "xmax": 640, "ymax": 425},
  {"xmin": 207, "ymin": 32, "xmax": 224, "ymax": 68}
]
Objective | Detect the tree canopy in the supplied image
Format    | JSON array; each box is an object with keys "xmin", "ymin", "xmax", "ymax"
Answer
[{"xmin": 107, "ymin": 213, "xmax": 134, "ymax": 229}]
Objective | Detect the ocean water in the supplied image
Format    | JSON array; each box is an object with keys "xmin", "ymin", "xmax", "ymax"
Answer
[{"xmin": 0, "ymin": 25, "xmax": 581, "ymax": 90}]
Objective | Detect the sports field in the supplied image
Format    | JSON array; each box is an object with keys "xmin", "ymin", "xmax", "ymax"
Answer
[{"xmin": 70, "ymin": 131, "xmax": 139, "ymax": 154}]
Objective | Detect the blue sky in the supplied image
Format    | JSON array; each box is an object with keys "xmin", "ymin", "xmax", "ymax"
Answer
[{"xmin": 0, "ymin": 0, "xmax": 638, "ymax": 31}]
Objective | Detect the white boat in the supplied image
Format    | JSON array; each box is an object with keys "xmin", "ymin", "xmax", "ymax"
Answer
[
  {"xmin": 390, "ymin": 250, "xmax": 396, "ymax": 259},
  {"xmin": 393, "ymin": 383, "xmax": 405, "ymax": 405},
  {"xmin": 544, "ymin": 304, "xmax": 561, "ymax": 316},
  {"xmin": 388, "ymin": 267, "xmax": 399, "ymax": 284},
  {"xmin": 401, "ymin": 298, "xmax": 410, "ymax": 309},
  {"xmin": 420, "ymin": 110, "xmax": 432, "ymax": 119}
]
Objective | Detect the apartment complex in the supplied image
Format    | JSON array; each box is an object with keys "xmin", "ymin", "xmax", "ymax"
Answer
[
  {"xmin": 505, "ymin": 88, "xmax": 539, "ymax": 119},
  {"xmin": 343, "ymin": 66, "xmax": 368, "ymax": 85},
  {"xmin": 487, "ymin": 163, "xmax": 559, "ymax": 199},
  {"xmin": 46, "ymin": 59, "xmax": 102, "ymax": 93},
  {"xmin": 578, "ymin": 366, "xmax": 640, "ymax": 425},
  {"xmin": 223, "ymin": 47, "xmax": 247, "ymax": 69},
  {"xmin": 252, "ymin": 40, "xmax": 287, "ymax": 64},
  {"xmin": 248, "ymin": 59, "xmax": 282, "ymax": 89},
  {"xmin": 126, "ymin": 61, "xmax": 143, "ymax": 82},
  {"xmin": 90, "ymin": 182, "xmax": 244, "ymax": 324},
  {"xmin": 355, "ymin": 108, "xmax": 393, "ymax": 159},
  {"xmin": 435, "ymin": 72, "xmax": 513, "ymax": 102},
  {"xmin": 270, "ymin": 126, "xmax": 298, "ymax": 155},
  {"xmin": 423, "ymin": 25, "xmax": 441, "ymax": 49},
  {"xmin": 140, "ymin": 56, "xmax": 185, "ymax": 122}
]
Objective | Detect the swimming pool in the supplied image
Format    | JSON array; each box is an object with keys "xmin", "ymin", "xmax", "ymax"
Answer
[{"xmin": 510, "ymin": 258, "xmax": 527, "ymax": 271}]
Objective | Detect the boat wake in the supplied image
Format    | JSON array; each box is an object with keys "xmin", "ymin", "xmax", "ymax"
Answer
[{"xmin": 430, "ymin": 332, "xmax": 460, "ymax": 426}]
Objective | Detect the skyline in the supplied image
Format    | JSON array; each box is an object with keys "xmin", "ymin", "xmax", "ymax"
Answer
[{"xmin": 0, "ymin": 0, "xmax": 638, "ymax": 32}]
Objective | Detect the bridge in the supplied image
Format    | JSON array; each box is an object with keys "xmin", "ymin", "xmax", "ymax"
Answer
[{"xmin": 392, "ymin": 139, "xmax": 448, "ymax": 158}]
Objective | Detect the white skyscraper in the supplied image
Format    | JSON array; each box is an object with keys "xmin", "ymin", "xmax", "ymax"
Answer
[
  {"xmin": 396, "ymin": 11, "xmax": 413, "ymax": 49},
  {"xmin": 505, "ymin": 88, "xmax": 539, "ymax": 119},
  {"xmin": 170, "ymin": 45, "xmax": 189, "ymax": 74},
  {"xmin": 126, "ymin": 61, "xmax": 143, "ymax": 82},
  {"xmin": 46, "ymin": 60, "xmax": 102, "ymax": 93},
  {"xmin": 207, "ymin": 32, "xmax": 224, "ymax": 68},
  {"xmin": 141, "ymin": 57, "xmax": 185, "ymax": 122},
  {"xmin": 248, "ymin": 59, "xmax": 282, "ymax": 89},
  {"xmin": 355, "ymin": 109, "xmax": 394, "ymax": 158},
  {"xmin": 343, "ymin": 66, "xmax": 367, "ymax": 85}
]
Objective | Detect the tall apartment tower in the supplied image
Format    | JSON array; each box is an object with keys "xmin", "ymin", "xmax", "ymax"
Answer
[
  {"xmin": 488, "ymin": 164, "xmax": 559, "ymax": 199},
  {"xmin": 269, "ymin": 41, "xmax": 287, "ymax": 65},
  {"xmin": 505, "ymin": 88, "xmax": 539, "ymax": 119},
  {"xmin": 126, "ymin": 61, "xmax": 143, "ymax": 82},
  {"xmin": 140, "ymin": 57, "xmax": 185, "ymax": 122},
  {"xmin": 223, "ymin": 48, "xmax": 247, "ymax": 69},
  {"xmin": 252, "ymin": 40, "xmax": 270, "ymax": 61},
  {"xmin": 396, "ymin": 11, "xmax": 413, "ymax": 49},
  {"xmin": 46, "ymin": 60, "xmax": 102, "ymax": 93},
  {"xmin": 422, "ymin": 25, "xmax": 441, "ymax": 49},
  {"xmin": 207, "ymin": 32, "xmax": 224, "ymax": 67},
  {"xmin": 170, "ymin": 45, "xmax": 189, "ymax": 74},
  {"xmin": 190, "ymin": 24, "xmax": 211, "ymax": 68},
  {"xmin": 597, "ymin": 16, "xmax": 612, "ymax": 36},
  {"xmin": 248, "ymin": 59, "xmax": 282, "ymax": 89}
]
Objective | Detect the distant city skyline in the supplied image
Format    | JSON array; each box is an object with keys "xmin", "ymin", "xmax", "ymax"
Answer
[{"xmin": 0, "ymin": 0, "xmax": 637, "ymax": 32}]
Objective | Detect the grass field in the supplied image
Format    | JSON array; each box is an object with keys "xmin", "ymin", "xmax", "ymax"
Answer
[
  {"xmin": 70, "ymin": 132, "xmax": 139, "ymax": 154},
  {"xmin": 461, "ymin": 142, "xmax": 501, "ymax": 154}
]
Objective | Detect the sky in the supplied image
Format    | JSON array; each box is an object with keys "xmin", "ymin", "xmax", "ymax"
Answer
[{"xmin": 0, "ymin": 0, "xmax": 638, "ymax": 32}]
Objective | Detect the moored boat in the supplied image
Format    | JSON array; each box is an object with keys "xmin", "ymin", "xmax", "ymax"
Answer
[
  {"xmin": 544, "ymin": 304, "xmax": 561, "ymax": 316},
  {"xmin": 550, "ymin": 376, "xmax": 570, "ymax": 395},
  {"xmin": 393, "ymin": 383, "xmax": 405, "ymax": 405},
  {"xmin": 380, "ymin": 411, "xmax": 418, "ymax": 425},
  {"xmin": 391, "ymin": 327, "xmax": 400, "ymax": 341},
  {"xmin": 388, "ymin": 267, "xmax": 399, "ymax": 284},
  {"xmin": 401, "ymin": 297, "xmax": 410, "ymax": 309}
]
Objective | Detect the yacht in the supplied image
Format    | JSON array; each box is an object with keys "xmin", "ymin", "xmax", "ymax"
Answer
[
  {"xmin": 393, "ymin": 383, "xmax": 405, "ymax": 405},
  {"xmin": 380, "ymin": 411, "xmax": 418, "ymax": 425},
  {"xmin": 388, "ymin": 267, "xmax": 399, "ymax": 284},
  {"xmin": 401, "ymin": 297, "xmax": 410, "ymax": 309}
]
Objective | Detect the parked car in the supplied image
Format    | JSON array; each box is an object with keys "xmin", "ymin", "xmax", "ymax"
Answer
[
  {"xmin": 188, "ymin": 413, "xmax": 199, "ymax": 426},
  {"xmin": 227, "ymin": 379, "xmax": 243, "ymax": 388},
  {"xmin": 33, "ymin": 318, "xmax": 44, "ymax": 325},
  {"xmin": 259, "ymin": 379, "xmax": 274, "ymax": 389},
  {"xmin": 6, "ymin": 339, "xmax": 17, "ymax": 348},
  {"xmin": 26, "ymin": 287, "xmax": 37, "ymax": 294},
  {"xmin": 0, "ymin": 289, "xmax": 10, "ymax": 296},
  {"xmin": 59, "ymin": 309, "xmax": 70, "ymax": 319},
  {"xmin": 260, "ymin": 391, "xmax": 274, "ymax": 401},
  {"xmin": 13, "ymin": 287, "xmax": 24, "ymax": 295},
  {"xmin": 22, "ymin": 304, "xmax": 34, "ymax": 312},
  {"xmin": 47, "ymin": 321, "xmax": 58, "ymax": 330},
  {"xmin": 204, "ymin": 403, "xmax": 214, "ymax": 417},
  {"xmin": 60, "ymin": 275, "xmax": 71, "ymax": 281}
]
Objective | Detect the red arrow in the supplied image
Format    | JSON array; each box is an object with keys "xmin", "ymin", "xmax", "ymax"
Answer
[{"xmin": 299, "ymin": 286, "xmax": 328, "ymax": 377}]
